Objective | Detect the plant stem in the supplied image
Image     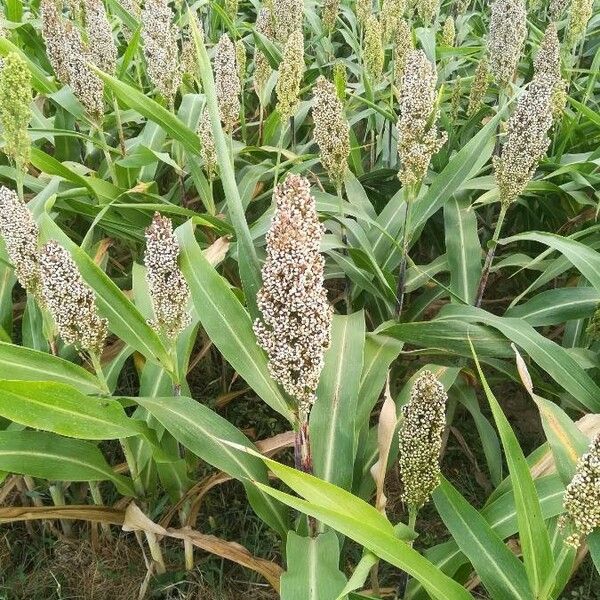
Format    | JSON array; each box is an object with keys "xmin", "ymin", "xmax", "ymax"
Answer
[
  {"xmin": 294, "ymin": 408, "xmax": 316, "ymax": 536},
  {"xmin": 49, "ymin": 483, "xmax": 72, "ymax": 537},
  {"xmin": 475, "ymin": 203, "xmax": 507, "ymax": 307},
  {"xmin": 395, "ymin": 185, "xmax": 416, "ymax": 318},
  {"xmin": 273, "ymin": 125, "xmax": 286, "ymax": 188},
  {"xmin": 112, "ymin": 94, "xmax": 126, "ymax": 157},
  {"xmin": 95, "ymin": 125, "xmax": 118, "ymax": 186},
  {"xmin": 337, "ymin": 185, "xmax": 351, "ymax": 314},
  {"xmin": 399, "ymin": 506, "xmax": 419, "ymax": 599},
  {"xmin": 90, "ymin": 352, "xmax": 110, "ymax": 395},
  {"xmin": 89, "ymin": 481, "xmax": 113, "ymax": 539}
]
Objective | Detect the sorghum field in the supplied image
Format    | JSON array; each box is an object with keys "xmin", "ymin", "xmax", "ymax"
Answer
[{"xmin": 0, "ymin": 0, "xmax": 599, "ymax": 597}]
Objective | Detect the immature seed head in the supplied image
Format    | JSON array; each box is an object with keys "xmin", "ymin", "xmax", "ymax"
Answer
[
  {"xmin": 393, "ymin": 19, "xmax": 413, "ymax": 98},
  {"xmin": 559, "ymin": 434, "xmax": 600, "ymax": 548},
  {"xmin": 451, "ymin": 77, "xmax": 462, "ymax": 120},
  {"xmin": 549, "ymin": 0, "xmax": 570, "ymax": 19},
  {"xmin": 381, "ymin": 0, "xmax": 407, "ymax": 43},
  {"xmin": 487, "ymin": 0, "xmax": 527, "ymax": 88},
  {"xmin": 312, "ymin": 76, "xmax": 350, "ymax": 188},
  {"xmin": 566, "ymin": 0, "xmax": 593, "ymax": 49},
  {"xmin": 273, "ymin": 0, "xmax": 303, "ymax": 42},
  {"xmin": 0, "ymin": 52, "xmax": 32, "ymax": 172},
  {"xmin": 363, "ymin": 15, "xmax": 384, "ymax": 82},
  {"xmin": 41, "ymin": 0, "xmax": 71, "ymax": 84},
  {"xmin": 397, "ymin": 50, "xmax": 446, "ymax": 188},
  {"xmin": 141, "ymin": 0, "xmax": 181, "ymax": 104},
  {"xmin": 254, "ymin": 174, "xmax": 332, "ymax": 413},
  {"xmin": 198, "ymin": 107, "xmax": 216, "ymax": 179},
  {"xmin": 322, "ymin": 0, "xmax": 340, "ymax": 34},
  {"xmin": 398, "ymin": 370, "xmax": 447, "ymax": 509},
  {"xmin": 413, "ymin": 0, "xmax": 438, "ymax": 25},
  {"xmin": 275, "ymin": 29, "xmax": 304, "ymax": 123},
  {"xmin": 467, "ymin": 58, "xmax": 490, "ymax": 116},
  {"xmin": 144, "ymin": 213, "xmax": 191, "ymax": 341},
  {"xmin": 333, "ymin": 60, "xmax": 347, "ymax": 100},
  {"xmin": 225, "ymin": 0, "xmax": 238, "ymax": 21},
  {"xmin": 254, "ymin": 7, "xmax": 274, "ymax": 100},
  {"xmin": 83, "ymin": 0, "xmax": 117, "ymax": 74},
  {"xmin": 0, "ymin": 187, "xmax": 41, "ymax": 298},
  {"xmin": 355, "ymin": 0, "xmax": 371, "ymax": 27},
  {"xmin": 441, "ymin": 15, "xmax": 455, "ymax": 46},
  {"xmin": 215, "ymin": 33, "xmax": 241, "ymax": 133},
  {"xmin": 180, "ymin": 16, "xmax": 203, "ymax": 83},
  {"xmin": 493, "ymin": 74, "xmax": 554, "ymax": 206},
  {"xmin": 39, "ymin": 241, "xmax": 108, "ymax": 356},
  {"xmin": 235, "ymin": 39, "xmax": 246, "ymax": 83}
]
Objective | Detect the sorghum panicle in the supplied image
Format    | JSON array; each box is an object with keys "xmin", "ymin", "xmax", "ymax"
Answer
[
  {"xmin": 0, "ymin": 52, "xmax": 32, "ymax": 172},
  {"xmin": 83, "ymin": 0, "xmax": 117, "ymax": 74},
  {"xmin": 181, "ymin": 16, "xmax": 203, "ymax": 83},
  {"xmin": 225, "ymin": 0, "xmax": 238, "ymax": 21},
  {"xmin": 397, "ymin": 50, "xmax": 446, "ymax": 188},
  {"xmin": 398, "ymin": 370, "xmax": 447, "ymax": 509},
  {"xmin": 312, "ymin": 76, "xmax": 350, "ymax": 188},
  {"xmin": 467, "ymin": 58, "xmax": 490, "ymax": 116},
  {"xmin": 39, "ymin": 240, "xmax": 108, "ymax": 356},
  {"xmin": 198, "ymin": 107, "xmax": 216, "ymax": 179},
  {"xmin": 393, "ymin": 19, "xmax": 413, "ymax": 98},
  {"xmin": 333, "ymin": 60, "xmax": 347, "ymax": 101},
  {"xmin": 254, "ymin": 174, "xmax": 332, "ymax": 413},
  {"xmin": 493, "ymin": 74, "xmax": 554, "ymax": 206},
  {"xmin": 215, "ymin": 33, "xmax": 241, "ymax": 133},
  {"xmin": 549, "ymin": 0, "xmax": 570, "ymax": 19},
  {"xmin": 322, "ymin": 0, "xmax": 340, "ymax": 34},
  {"xmin": 144, "ymin": 213, "xmax": 191, "ymax": 341},
  {"xmin": 273, "ymin": 0, "xmax": 303, "ymax": 42},
  {"xmin": 381, "ymin": 0, "xmax": 406, "ymax": 43},
  {"xmin": 275, "ymin": 29, "xmax": 304, "ymax": 123},
  {"xmin": 0, "ymin": 187, "xmax": 41, "ymax": 298},
  {"xmin": 535, "ymin": 22, "xmax": 568, "ymax": 120},
  {"xmin": 487, "ymin": 0, "xmax": 527, "ymax": 88},
  {"xmin": 442, "ymin": 15, "xmax": 455, "ymax": 46},
  {"xmin": 566, "ymin": 0, "xmax": 593, "ymax": 49},
  {"xmin": 235, "ymin": 39, "xmax": 246, "ymax": 83},
  {"xmin": 451, "ymin": 76, "xmax": 462, "ymax": 120},
  {"xmin": 413, "ymin": 0, "xmax": 438, "ymax": 25},
  {"xmin": 363, "ymin": 15, "xmax": 384, "ymax": 82},
  {"xmin": 119, "ymin": 0, "xmax": 140, "ymax": 40},
  {"xmin": 141, "ymin": 0, "xmax": 181, "ymax": 104},
  {"xmin": 559, "ymin": 434, "xmax": 600, "ymax": 548},
  {"xmin": 355, "ymin": 0, "xmax": 371, "ymax": 27},
  {"xmin": 254, "ymin": 7, "xmax": 274, "ymax": 100},
  {"xmin": 41, "ymin": 0, "xmax": 71, "ymax": 84}
]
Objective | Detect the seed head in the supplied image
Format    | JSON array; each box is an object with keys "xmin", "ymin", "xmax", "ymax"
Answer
[
  {"xmin": 467, "ymin": 58, "xmax": 490, "ymax": 116},
  {"xmin": 381, "ymin": 0, "xmax": 407, "ymax": 43},
  {"xmin": 198, "ymin": 107, "xmax": 216, "ymax": 179},
  {"xmin": 566, "ymin": 0, "xmax": 593, "ymax": 49},
  {"xmin": 487, "ymin": 0, "xmax": 527, "ymax": 88},
  {"xmin": 398, "ymin": 370, "xmax": 447, "ymax": 509},
  {"xmin": 215, "ymin": 33, "xmax": 241, "ymax": 134},
  {"xmin": 559, "ymin": 434, "xmax": 600, "ymax": 548},
  {"xmin": 333, "ymin": 60, "xmax": 347, "ymax": 100},
  {"xmin": 225, "ymin": 0, "xmax": 238, "ymax": 21},
  {"xmin": 393, "ymin": 19, "xmax": 413, "ymax": 98},
  {"xmin": 273, "ymin": 0, "xmax": 303, "ymax": 42},
  {"xmin": 456, "ymin": 0, "xmax": 470, "ymax": 13},
  {"xmin": 275, "ymin": 30, "xmax": 304, "ymax": 123},
  {"xmin": 83, "ymin": 0, "xmax": 117, "ymax": 75},
  {"xmin": 493, "ymin": 74, "xmax": 554, "ymax": 206},
  {"xmin": 39, "ymin": 241, "xmax": 108, "ymax": 356},
  {"xmin": 312, "ymin": 76, "xmax": 350, "ymax": 188},
  {"xmin": 63, "ymin": 21, "xmax": 105, "ymax": 120},
  {"xmin": 442, "ymin": 15, "xmax": 455, "ymax": 47},
  {"xmin": 356, "ymin": 0, "xmax": 371, "ymax": 27},
  {"xmin": 0, "ymin": 187, "xmax": 41, "ymax": 298},
  {"xmin": 41, "ymin": 0, "xmax": 71, "ymax": 84},
  {"xmin": 119, "ymin": 0, "xmax": 140, "ymax": 41},
  {"xmin": 142, "ymin": 0, "xmax": 181, "ymax": 104},
  {"xmin": 412, "ymin": 0, "xmax": 438, "ymax": 25},
  {"xmin": 549, "ymin": 0, "xmax": 570, "ymax": 19},
  {"xmin": 0, "ymin": 53, "xmax": 32, "ymax": 172},
  {"xmin": 254, "ymin": 7, "xmax": 274, "ymax": 100},
  {"xmin": 397, "ymin": 50, "xmax": 446, "ymax": 188},
  {"xmin": 144, "ymin": 213, "xmax": 191, "ymax": 341},
  {"xmin": 535, "ymin": 23, "xmax": 568, "ymax": 121},
  {"xmin": 235, "ymin": 39, "xmax": 246, "ymax": 83},
  {"xmin": 451, "ymin": 76, "xmax": 462, "ymax": 120},
  {"xmin": 180, "ymin": 16, "xmax": 203, "ymax": 83},
  {"xmin": 254, "ymin": 174, "xmax": 332, "ymax": 412},
  {"xmin": 363, "ymin": 15, "xmax": 384, "ymax": 82},
  {"xmin": 322, "ymin": 0, "xmax": 340, "ymax": 33}
]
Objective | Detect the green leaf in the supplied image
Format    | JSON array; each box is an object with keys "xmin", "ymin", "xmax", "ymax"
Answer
[
  {"xmin": 444, "ymin": 196, "xmax": 481, "ymax": 305},
  {"xmin": 0, "ymin": 430, "xmax": 134, "ymax": 496},
  {"xmin": 280, "ymin": 531, "xmax": 347, "ymax": 600},
  {"xmin": 39, "ymin": 215, "xmax": 174, "ymax": 372},
  {"xmin": 440, "ymin": 305, "xmax": 600, "ymax": 412},
  {"xmin": 243, "ymin": 453, "xmax": 472, "ymax": 600},
  {"xmin": 311, "ymin": 312, "xmax": 365, "ymax": 491},
  {"xmin": 0, "ymin": 342, "xmax": 104, "ymax": 394},
  {"xmin": 433, "ymin": 477, "xmax": 532, "ymax": 600},
  {"xmin": 471, "ymin": 342, "xmax": 554, "ymax": 597},
  {"xmin": 0, "ymin": 380, "xmax": 144, "ymax": 440},
  {"xmin": 134, "ymin": 395, "xmax": 290, "ymax": 539},
  {"xmin": 176, "ymin": 220, "xmax": 292, "ymax": 421}
]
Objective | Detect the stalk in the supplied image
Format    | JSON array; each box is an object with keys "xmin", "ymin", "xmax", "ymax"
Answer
[
  {"xmin": 112, "ymin": 94, "xmax": 126, "ymax": 157},
  {"xmin": 89, "ymin": 481, "xmax": 113, "ymax": 539},
  {"xmin": 49, "ymin": 483, "xmax": 72, "ymax": 537},
  {"xmin": 294, "ymin": 408, "xmax": 316, "ymax": 536},
  {"xmin": 395, "ymin": 185, "xmax": 416, "ymax": 318}
]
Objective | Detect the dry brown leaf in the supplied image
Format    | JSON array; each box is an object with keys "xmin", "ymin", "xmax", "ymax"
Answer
[
  {"xmin": 0, "ymin": 505, "xmax": 125, "ymax": 525},
  {"xmin": 204, "ymin": 236, "xmax": 230, "ymax": 266},
  {"xmin": 369, "ymin": 374, "xmax": 397, "ymax": 513}
]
